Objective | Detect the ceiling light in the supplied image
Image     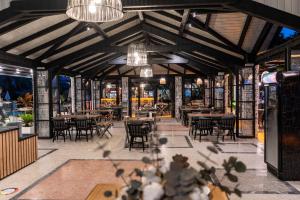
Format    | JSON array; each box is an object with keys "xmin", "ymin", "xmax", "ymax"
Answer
[
  {"xmin": 66, "ymin": 0, "xmax": 124, "ymax": 22},
  {"xmin": 140, "ymin": 66, "xmax": 153, "ymax": 78},
  {"xmin": 127, "ymin": 43, "xmax": 148, "ymax": 66},
  {"xmin": 16, "ymin": 69, "xmax": 20, "ymax": 74}
]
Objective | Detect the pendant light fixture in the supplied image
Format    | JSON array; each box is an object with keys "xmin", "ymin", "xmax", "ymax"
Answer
[
  {"xmin": 66, "ymin": 0, "xmax": 124, "ymax": 22},
  {"xmin": 127, "ymin": 43, "xmax": 148, "ymax": 67},
  {"xmin": 140, "ymin": 66, "xmax": 153, "ymax": 78}
]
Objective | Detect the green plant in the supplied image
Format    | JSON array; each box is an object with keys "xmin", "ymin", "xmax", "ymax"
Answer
[
  {"xmin": 98, "ymin": 132, "xmax": 246, "ymax": 200},
  {"xmin": 20, "ymin": 114, "xmax": 33, "ymax": 127}
]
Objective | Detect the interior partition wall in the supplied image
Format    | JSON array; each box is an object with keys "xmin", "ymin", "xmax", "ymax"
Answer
[
  {"xmin": 236, "ymin": 64, "xmax": 256, "ymax": 138},
  {"xmin": 34, "ymin": 69, "xmax": 52, "ymax": 138},
  {"xmin": 214, "ymin": 74, "xmax": 225, "ymax": 112}
]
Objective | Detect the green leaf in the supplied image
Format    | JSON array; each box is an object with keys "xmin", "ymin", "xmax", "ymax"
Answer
[
  {"xmin": 207, "ymin": 146, "xmax": 219, "ymax": 154},
  {"xmin": 131, "ymin": 180, "xmax": 142, "ymax": 189},
  {"xmin": 197, "ymin": 161, "xmax": 209, "ymax": 170},
  {"xmin": 141, "ymin": 156, "xmax": 152, "ymax": 164},
  {"xmin": 220, "ymin": 185, "xmax": 231, "ymax": 194},
  {"xmin": 134, "ymin": 168, "xmax": 143, "ymax": 177},
  {"xmin": 104, "ymin": 191, "xmax": 112, "ymax": 197},
  {"xmin": 116, "ymin": 169, "xmax": 125, "ymax": 177},
  {"xmin": 226, "ymin": 173, "xmax": 238, "ymax": 182},
  {"xmin": 234, "ymin": 188, "xmax": 242, "ymax": 197},
  {"xmin": 103, "ymin": 150, "xmax": 111, "ymax": 158},
  {"xmin": 234, "ymin": 161, "xmax": 247, "ymax": 173},
  {"xmin": 159, "ymin": 138, "xmax": 168, "ymax": 145}
]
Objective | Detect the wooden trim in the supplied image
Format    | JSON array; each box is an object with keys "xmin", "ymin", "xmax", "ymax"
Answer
[{"xmin": 0, "ymin": 129, "xmax": 37, "ymax": 180}]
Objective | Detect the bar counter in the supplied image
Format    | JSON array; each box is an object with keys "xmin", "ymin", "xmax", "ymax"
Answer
[{"xmin": 0, "ymin": 126, "xmax": 37, "ymax": 180}]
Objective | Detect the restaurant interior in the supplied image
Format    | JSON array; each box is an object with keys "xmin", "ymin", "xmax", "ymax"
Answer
[{"xmin": 1, "ymin": 0, "xmax": 300, "ymax": 200}]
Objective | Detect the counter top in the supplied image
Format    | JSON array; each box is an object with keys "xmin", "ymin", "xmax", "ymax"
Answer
[
  {"xmin": 0, "ymin": 126, "xmax": 19, "ymax": 134},
  {"xmin": 0, "ymin": 126, "xmax": 36, "ymax": 140}
]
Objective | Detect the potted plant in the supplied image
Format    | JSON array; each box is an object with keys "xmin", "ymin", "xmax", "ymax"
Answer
[
  {"xmin": 98, "ymin": 133, "xmax": 246, "ymax": 200},
  {"xmin": 20, "ymin": 113, "xmax": 34, "ymax": 134}
]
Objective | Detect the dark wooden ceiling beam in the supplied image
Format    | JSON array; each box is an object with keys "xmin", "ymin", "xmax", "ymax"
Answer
[
  {"xmin": 21, "ymin": 15, "xmax": 139, "ymax": 57},
  {"xmin": 11, "ymin": 0, "xmax": 235, "ymax": 12},
  {"xmin": 83, "ymin": 54, "xmax": 123, "ymax": 79},
  {"xmin": 98, "ymin": 65, "xmax": 126, "ymax": 79},
  {"xmin": 1, "ymin": 18, "xmax": 74, "ymax": 51},
  {"xmin": 189, "ymin": 17, "xmax": 246, "ymax": 55},
  {"xmin": 88, "ymin": 23, "xmax": 108, "ymax": 39},
  {"xmin": 0, "ymin": 50, "xmax": 40, "ymax": 69},
  {"xmin": 225, "ymin": 0, "xmax": 300, "ymax": 32},
  {"xmin": 179, "ymin": 9, "xmax": 191, "ymax": 36},
  {"xmin": 36, "ymin": 23, "xmax": 86, "ymax": 61},
  {"xmin": 143, "ymin": 23, "xmax": 244, "ymax": 66},
  {"xmin": 0, "ymin": 8, "xmax": 23, "ymax": 26},
  {"xmin": 0, "ymin": 17, "xmax": 38, "ymax": 35},
  {"xmin": 238, "ymin": 15, "xmax": 252, "ymax": 48},
  {"xmin": 158, "ymin": 64, "xmax": 183, "ymax": 75},
  {"xmin": 144, "ymin": 14, "xmax": 244, "ymax": 56},
  {"xmin": 251, "ymin": 22, "xmax": 273, "ymax": 56},
  {"xmin": 204, "ymin": 13, "xmax": 211, "ymax": 28},
  {"xmin": 46, "ymin": 24, "xmax": 142, "ymax": 68}
]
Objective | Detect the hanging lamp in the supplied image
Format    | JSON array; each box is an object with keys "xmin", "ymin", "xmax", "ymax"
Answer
[
  {"xmin": 127, "ymin": 43, "xmax": 148, "ymax": 66},
  {"xmin": 66, "ymin": 0, "xmax": 123, "ymax": 22}
]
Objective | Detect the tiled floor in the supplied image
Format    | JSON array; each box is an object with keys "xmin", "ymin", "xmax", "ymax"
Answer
[{"xmin": 0, "ymin": 119, "xmax": 300, "ymax": 200}]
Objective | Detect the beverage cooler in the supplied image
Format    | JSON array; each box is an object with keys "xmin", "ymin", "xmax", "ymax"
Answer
[{"xmin": 263, "ymin": 71, "xmax": 300, "ymax": 180}]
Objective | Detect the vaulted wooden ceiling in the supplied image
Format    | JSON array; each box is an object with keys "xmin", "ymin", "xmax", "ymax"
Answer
[{"xmin": 0, "ymin": 0, "xmax": 300, "ymax": 79}]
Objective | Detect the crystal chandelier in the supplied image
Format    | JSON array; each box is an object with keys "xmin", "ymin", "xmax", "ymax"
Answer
[
  {"xmin": 66, "ymin": 0, "xmax": 124, "ymax": 22},
  {"xmin": 127, "ymin": 43, "xmax": 148, "ymax": 66},
  {"xmin": 140, "ymin": 66, "xmax": 153, "ymax": 78}
]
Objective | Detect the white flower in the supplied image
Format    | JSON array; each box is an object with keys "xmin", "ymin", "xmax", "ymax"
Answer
[
  {"xmin": 142, "ymin": 165, "xmax": 161, "ymax": 184},
  {"xmin": 189, "ymin": 186, "xmax": 210, "ymax": 200},
  {"xmin": 143, "ymin": 182, "xmax": 164, "ymax": 200}
]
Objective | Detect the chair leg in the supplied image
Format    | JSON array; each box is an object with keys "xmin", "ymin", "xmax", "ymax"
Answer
[
  {"xmin": 53, "ymin": 131, "xmax": 56, "ymax": 142},
  {"xmin": 69, "ymin": 130, "xmax": 72, "ymax": 140},
  {"xmin": 142, "ymin": 137, "xmax": 145, "ymax": 152},
  {"xmin": 86, "ymin": 130, "xmax": 89, "ymax": 142},
  {"xmin": 63, "ymin": 130, "xmax": 66, "ymax": 142},
  {"xmin": 199, "ymin": 130, "xmax": 202, "ymax": 142}
]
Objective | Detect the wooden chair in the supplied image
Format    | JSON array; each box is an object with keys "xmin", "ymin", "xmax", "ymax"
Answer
[
  {"xmin": 52, "ymin": 118, "xmax": 71, "ymax": 142},
  {"xmin": 217, "ymin": 117, "xmax": 236, "ymax": 141},
  {"xmin": 194, "ymin": 118, "xmax": 213, "ymax": 142},
  {"xmin": 126, "ymin": 121, "xmax": 149, "ymax": 152},
  {"xmin": 95, "ymin": 114, "xmax": 113, "ymax": 138},
  {"xmin": 74, "ymin": 118, "xmax": 93, "ymax": 142}
]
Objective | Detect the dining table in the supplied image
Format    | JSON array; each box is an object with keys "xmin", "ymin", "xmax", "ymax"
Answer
[{"xmin": 187, "ymin": 113, "xmax": 235, "ymax": 127}]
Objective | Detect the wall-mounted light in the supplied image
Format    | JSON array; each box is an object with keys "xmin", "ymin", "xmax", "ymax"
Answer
[
  {"xmin": 196, "ymin": 78, "xmax": 203, "ymax": 85},
  {"xmin": 160, "ymin": 77, "xmax": 166, "ymax": 85},
  {"xmin": 16, "ymin": 69, "xmax": 20, "ymax": 74}
]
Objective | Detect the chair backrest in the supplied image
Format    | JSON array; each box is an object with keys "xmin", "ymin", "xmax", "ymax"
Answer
[
  {"xmin": 126, "ymin": 121, "xmax": 146, "ymax": 137},
  {"xmin": 218, "ymin": 117, "xmax": 235, "ymax": 129},
  {"xmin": 74, "ymin": 118, "xmax": 91, "ymax": 130},
  {"xmin": 195, "ymin": 118, "xmax": 213, "ymax": 129},
  {"xmin": 53, "ymin": 118, "xmax": 68, "ymax": 130}
]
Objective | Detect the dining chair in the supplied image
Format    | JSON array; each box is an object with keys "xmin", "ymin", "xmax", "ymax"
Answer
[
  {"xmin": 126, "ymin": 121, "xmax": 149, "ymax": 152},
  {"xmin": 217, "ymin": 117, "xmax": 236, "ymax": 141},
  {"xmin": 194, "ymin": 118, "xmax": 213, "ymax": 142},
  {"xmin": 74, "ymin": 117, "xmax": 93, "ymax": 142},
  {"xmin": 52, "ymin": 118, "xmax": 71, "ymax": 142}
]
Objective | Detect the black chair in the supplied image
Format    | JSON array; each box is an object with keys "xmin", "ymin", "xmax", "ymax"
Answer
[
  {"xmin": 126, "ymin": 121, "xmax": 149, "ymax": 152},
  {"xmin": 217, "ymin": 117, "xmax": 236, "ymax": 141},
  {"xmin": 74, "ymin": 118, "xmax": 93, "ymax": 142},
  {"xmin": 52, "ymin": 118, "xmax": 71, "ymax": 142},
  {"xmin": 194, "ymin": 118, "xmax": 213, "ymax": 142}
]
